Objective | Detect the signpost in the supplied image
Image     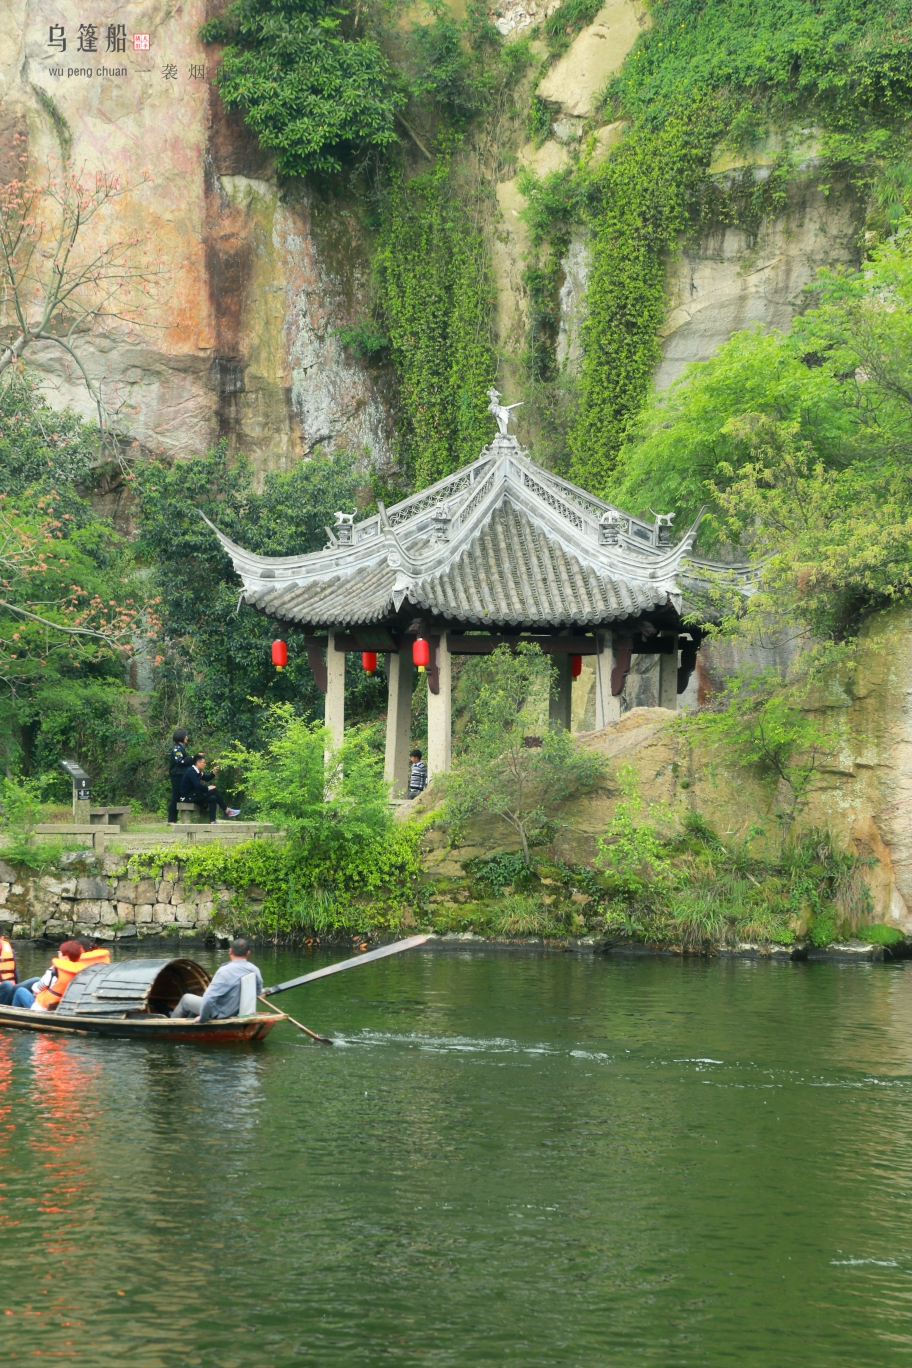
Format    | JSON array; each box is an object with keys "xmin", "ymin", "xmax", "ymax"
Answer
[{"xmin": 59, "ymin": 760, "xmax": 91, "ymax": 823}]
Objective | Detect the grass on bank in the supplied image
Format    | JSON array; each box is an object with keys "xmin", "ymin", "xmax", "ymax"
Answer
[{"xmin": 422, "ymin": 809, "xmax": 884, "ymax": 950}]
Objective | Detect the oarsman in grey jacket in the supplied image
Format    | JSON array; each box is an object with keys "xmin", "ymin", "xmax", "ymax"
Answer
[{"xmin": 171, "ymin": 940, "xmax": 263, "ymax": 1021}]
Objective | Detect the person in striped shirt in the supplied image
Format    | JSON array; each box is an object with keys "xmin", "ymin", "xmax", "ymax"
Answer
[{"xmin": 408, "ymin": 748, "xmax": 428, "ymax": 800}]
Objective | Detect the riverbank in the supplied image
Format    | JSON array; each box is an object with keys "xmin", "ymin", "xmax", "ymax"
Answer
[{"xmin": 1, "ymin": 832, "xmax": 906, "ymax": 959}]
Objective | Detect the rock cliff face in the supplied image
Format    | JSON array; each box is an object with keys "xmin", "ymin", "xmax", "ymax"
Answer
[
  {"xmin": 3, "ymin": 0, "xmax": 864, "ymax": 469},
  {"xmin": 3, "ymin": 0, "xmax": 394, "ymax": 469}
]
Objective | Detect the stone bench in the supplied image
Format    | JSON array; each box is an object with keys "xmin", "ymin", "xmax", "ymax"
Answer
[
  {"xmin": 89, "ymin": 806, "xmax": 130, "ymax": 828},
  {"xmin": 176, "ymin": 801, "xmax": 208, "ymax": 825},
  {"xmin": 36, "ymin": 823, "xmax": 119, "ymax": 835}
]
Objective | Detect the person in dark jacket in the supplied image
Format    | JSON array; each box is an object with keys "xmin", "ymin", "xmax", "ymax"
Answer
[
  {"xmin": 180, "ymin": 754, "xmax": 240, "ymax": 823},
  {"xmin": 168, "ymin": 728, "xmax": 193, "ymax": 824}
]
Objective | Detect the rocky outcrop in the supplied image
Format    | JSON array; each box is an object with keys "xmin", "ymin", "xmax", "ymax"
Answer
[
  {"xmin": 537, "ymin": 0, "xmax": 649, "ymax": 118},
  {"xmin": 2, "ymin": 1, "xmax": 866, "ymax": 471},
  {"xmin": 656, "ymin": 176, "xmax": 862, "ymax": 389},
  {"xmin": 3, "ymin": 0, "xmax": 394, "ymax": 469}
]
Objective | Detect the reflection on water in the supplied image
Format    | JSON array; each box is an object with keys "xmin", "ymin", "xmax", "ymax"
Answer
[{"xmin": 2, "ymin": 946, "xmax": 912, "ymax": 1364}]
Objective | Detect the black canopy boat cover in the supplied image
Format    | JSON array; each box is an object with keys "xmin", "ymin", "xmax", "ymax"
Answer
[
  {"xmin": 0, "ymin": 957, "xmax": 283, "ymax": 1042},
  {"xmin": 57, "ymin": 957, "xmax": 210, "ymax": 1017}
]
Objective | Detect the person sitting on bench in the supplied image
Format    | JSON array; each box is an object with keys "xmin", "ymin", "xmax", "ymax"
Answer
[
  {"xmin": 179, "ymin": 753, "xmax": 240, "ymax": 824},
  {"xmin": 170, "ymin": 939, "xmax": 262, "ymax": 1021}
]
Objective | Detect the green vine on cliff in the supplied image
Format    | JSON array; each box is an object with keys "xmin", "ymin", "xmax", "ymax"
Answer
[
  {"xmin": 521, "ymin": 0, "xmax": 912, "ymax": 496},
  {"xmin": 377, "ymin": 159, "xmax": 497, "ymax": 488}
]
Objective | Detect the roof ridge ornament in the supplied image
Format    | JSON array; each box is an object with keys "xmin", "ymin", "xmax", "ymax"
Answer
[
  {"xmin": 598, "ymin": 510, "xmax": 628, "ymax": 547},
  {"xmin": 651, "ymin": 510, "xmax": 675, "ymax": 548},
  {"xmin": 487, "ymin": 387, "xmax": 523, "ymax": 436}
]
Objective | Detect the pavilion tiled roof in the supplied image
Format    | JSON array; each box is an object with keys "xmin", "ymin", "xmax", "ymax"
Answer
[{"xmin": 204, "ymin": 435, "xmax": 724, "ymax": 633}]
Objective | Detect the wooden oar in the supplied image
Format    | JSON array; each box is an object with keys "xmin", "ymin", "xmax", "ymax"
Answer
[
  {"xmin": 258, "ymin": 996, "xmax": 333, "ymax": 1045},
  {"xmin": 261, "ymin": 934, "xmax": 429, "ymax": 997}
]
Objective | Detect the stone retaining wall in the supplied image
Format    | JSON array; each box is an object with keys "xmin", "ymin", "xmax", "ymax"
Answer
[{"xmin": 0, "ymin": 853, "xmax": 232, "ymax": 942}]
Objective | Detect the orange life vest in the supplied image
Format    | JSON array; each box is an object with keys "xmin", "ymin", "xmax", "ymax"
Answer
[
  {"xmin": 35, "ymin": 957, "xmax": 89, "ymax": 1011},
  {"xmin": 77, "ymin": 947, "xmax": 110, "ymax": 967},
  {"xmin": 0, "ymin": 939, "xmax": 15, "ymax": 983}
]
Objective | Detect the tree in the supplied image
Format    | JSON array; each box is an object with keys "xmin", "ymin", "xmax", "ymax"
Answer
[
  {"xmin": 200, "ymin": 0, "xmax": 404, "ymax": 177},
  {"xmin": 221, "ymin": 705, "xmax": 421, "ymax": 894},
  {"xmin": 443, "ymin": 643, "xmax": 606, "ymax": 863},
  {"xmin": 0, "ymin": 147, "xmax": 157, "ymax": 450},
  {"xmin": 611, "ymin": 227, "xmax": 912, "ymax": 646},
  {"xmin": 0, "ymin": 371, "xmax": 157, "ymax": 797},
  {"xmin": 134, "ymin": 445, "xmax": 387, "ymax": 746}
]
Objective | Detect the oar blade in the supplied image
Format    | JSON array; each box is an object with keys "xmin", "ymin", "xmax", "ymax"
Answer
[{"xmin": 263, "ymin": 934, "xmax": 429, "ymax": 997}]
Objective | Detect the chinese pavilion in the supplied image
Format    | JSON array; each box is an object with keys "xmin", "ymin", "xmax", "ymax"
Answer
[{"xmin": 205, "ymin": 401, "xmax": 729, "ymax": 797}]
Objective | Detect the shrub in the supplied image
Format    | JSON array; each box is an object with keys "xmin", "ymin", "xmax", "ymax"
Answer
[
  {"xmin": 129, "ymin": 705, "xmax": 426, "ymax": 937},
  {"xmin": 860, "ymin": 924, "xmax": 905, "ymax": 946},
  {"xmin": 491, "ymin": 894, "xmax": 565, "ymax": 937},
  {"xmin": 443, "ymin": 643, "xmax": 606, "ymax": 862}
]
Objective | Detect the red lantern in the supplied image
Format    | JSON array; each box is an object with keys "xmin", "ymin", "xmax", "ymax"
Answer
[
  {"xmin": 362, "ymin": 651, "xmax": 377, "ymax": 674},
  {"xmin": 271, "ymin": 639, "xmax": 288, "ymax": 670},
  {"xmin": 570, "ymin": 653, "xmax": 583, "ymax": 679},
  {"xmin": 412, "ymin": 637, "xmax": 430, "ymax": 673}
]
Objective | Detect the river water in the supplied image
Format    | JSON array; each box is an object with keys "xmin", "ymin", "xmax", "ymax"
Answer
[{"xmin": 2, "ymin": 944, "xmax": 912, "ymax": 1366}]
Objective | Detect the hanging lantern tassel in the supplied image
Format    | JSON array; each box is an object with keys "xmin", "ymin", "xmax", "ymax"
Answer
[
  {"xmin": 570, "ymin": 653, "xmax": 583, "ymax": 679},
  {"xmin": 272, "ymin": 639, "xmax": 288, "ymax": 670},
  {"xmin": 412, "ymin": 637, "xmax": 430, "ymax": 673},
  {"xmin": 362, "ymin": 651, "xmax": 378, "ymax": 674}
]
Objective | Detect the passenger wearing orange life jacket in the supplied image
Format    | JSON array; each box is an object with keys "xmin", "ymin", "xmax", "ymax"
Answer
[
  {"xmin": 76, "ymin": 936, "xmax": 111, "ymax": 968},
  {"xmin": 0, "ymin": 937, "xmax": 15, "ymax": 983},
  {"xmin": 0, "ymin": 936, "xmax": 18, "ymax": 1007},
  {"xmin": 12, "ymin": 941, "xmax": 86, "ymax": 1011}
]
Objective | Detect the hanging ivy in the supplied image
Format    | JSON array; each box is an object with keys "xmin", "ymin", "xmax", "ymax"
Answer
[{"xmin": 377, "ymin": 160, "xmax": 497, "ymax": 489}]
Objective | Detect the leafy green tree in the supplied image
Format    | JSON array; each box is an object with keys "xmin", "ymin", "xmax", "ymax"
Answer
[
  {"xmin": 443, "ymin": 644, "xmax": 606, "ymax": 863},
  {"xmin": 199, "ymin": 0, "xmax": 403, "ymax": 177},
  {"xmin": 221, "ymin": 704, "xmax": 420, "ymax": 892},
  {"xmin": 134, "ymin": 446, "xmax": 387, "ymax": 748},
  {"xmin": 0, "ymin": 372, "xmax": 152, "ymax": 796},
  {"xmin": 612, "ymin": 229, "xmax": 912, "ymax": 644}
]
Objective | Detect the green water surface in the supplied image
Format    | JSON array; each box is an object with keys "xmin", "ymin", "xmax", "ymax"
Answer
[{"xmin": 2, "ymin": 944, "xmax": 912, "ymax": 1366}]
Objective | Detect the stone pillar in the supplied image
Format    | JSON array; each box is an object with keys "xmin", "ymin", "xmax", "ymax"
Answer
[
  {"xmin": 549, "ymin": 652, "xmax": 572, "ymax": 731},
  {"xmin": 428, "ymin": 632, "xmax": 453, "ymax": 777},
  {"xmin": 595, "ymin": 631, "xmax": 622, "ymax": 728},
  {"xmin": 325, "ymin": 631, "xmax": 345, "ymax": 749},
  {"xmin": 658, "ymin": 638, "xmax": 679, "ymax": 711},
  {"xmin": 384, "ymin": 643, "xmax": 414, "ymax": 797}
]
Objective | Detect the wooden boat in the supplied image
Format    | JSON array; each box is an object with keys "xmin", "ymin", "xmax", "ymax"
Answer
[{"xmin": 0, "ymin": 957, "xmax": 284, "ymax": 1043}]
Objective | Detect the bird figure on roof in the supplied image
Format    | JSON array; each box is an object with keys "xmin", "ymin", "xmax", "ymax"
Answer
[{"xmin": 487, "ymin": 388, "xmax": 523, "ymax": 436}]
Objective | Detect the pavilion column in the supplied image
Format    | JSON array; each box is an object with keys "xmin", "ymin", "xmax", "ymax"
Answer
[
  {"xmin": 594, "ymin": 631, "xmax": 622, "ymax": 728},
  {"xmin": 325, "ymin": 631, "xmax": 345, "ymax": 749},
  {"xmin": 384, "ymin": 643, "xmax": 414, "ymax": 798},
  {"xmin": 658, "ymin": 636, "xmax": 679, "ymax": 711},
  {"xmin": 427, "ymin": 632, "xmax": 453, "ymax": 777},
  {"xmin": 549, "ymin": 652, "xmax": 572, "ymax": 731}
]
